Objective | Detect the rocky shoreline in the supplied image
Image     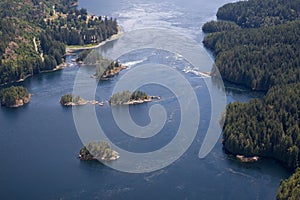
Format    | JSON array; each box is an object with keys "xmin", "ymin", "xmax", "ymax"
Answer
[
  {"xmin": 236, "ymin": 155, "xmax": 259, "ymax": 163},
  {"xmin": 101, "ymin": 65, "xmax": 127, "ymax": 79},
  {"xmin": 119, "ymin": 96, "xmax": 161, "ymax": 105},
  {"xmin": 78, "ymin": 149, "xmax": 120, "ymax": 161},
  {"xmin": 1, "ymin": 27, "xmax": 121, "ymax": 87},
  {"xmin": 60, "ymin": 97, "xmax": 106, "ymax": 107},
  {"xmin": 62, "ymin": 99, "xmax": 88, "ymax": 106},
  {"xmin": 10, "ymin": 95, "xmax": 31, "ymax": 108},
  {"xmin": 110, "ymin": 94, "xmax": 161, "ymax": 106},
  {"xmin": 79, "ymin": 141, "xmax": 120, "ymax": 161},
  {"xmin": 3, "ymin": 95, "xmax": 32, "ymax": 108},
  {"xmin": 0, "ymin": 86, "xmax": 31, "ymax": 108}
]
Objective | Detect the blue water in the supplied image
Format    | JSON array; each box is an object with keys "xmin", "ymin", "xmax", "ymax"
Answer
[{"xmin": 0, "ymin": 0, "xmax": 290, "ymax": 199}]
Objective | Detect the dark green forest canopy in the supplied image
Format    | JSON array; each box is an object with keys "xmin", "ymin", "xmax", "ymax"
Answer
[
  {"xmin": 203, "ymin": 0, "xmax": 300, "ymax": 91},
  {"xmin": 60, "ymin": 94, "xmax": 82, "ymax": 105},
  {"xmin": 0, "ymin": 86, "xmax": 30, "ymax": 107},
  {"xmin": 217, "ymin": 0, "xmax": 300, "ymax": 28},
  {"xmin": 204, "ymin": 20, "xmax": 300, "ymax": 91},
  {"xmin": 0, "ymin": 0, "xmax": 118, "ymax": 85},
  {"xmin": 202, "ymin": 20, "xmax": 241, "ymax": 33},
  {"xmin": 223, "ymin": 83, "xmax": 300, "ymax": 169},
  {"xmin": 202, "ymin": 0, "xmax": 300, "ymax": 198},
  {"xmin": 277, "ymin": 168, "xmax": 300, "ymax": 200}
]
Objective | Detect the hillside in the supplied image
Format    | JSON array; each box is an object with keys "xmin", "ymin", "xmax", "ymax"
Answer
[
  {"xmin": 223, "ymin": 83, "xmax": 300, "ymax": 169},
  {"xmin": 203, "ymin": 0, "xmax": 300, "ymax": 91},
  {"xmin": 202, "ymin": 0, "xmax": 300, "ymax": 198},
  {"xmin": 0, "ymin": 0, "xmax": 118, "ymax": 85}
]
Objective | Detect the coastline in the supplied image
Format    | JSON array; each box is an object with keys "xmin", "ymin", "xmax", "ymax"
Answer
[
  {"xmin": 100, "ymin": 64, "xmax": 127, "ymax": 79},
  {"xmin": 9, "ymin": 94, "xmax": 32, "ymax": 108},
  {"xmin": 61, "ymin": 99, "xmax": 105, "ymax": 106},
  {"xmin": 1, "ymin": 26, "xmax": 122, "ymax": 87},
  {"xmin": 0, "ymin": 63, "xmax": 67, "ymax": 87},
  {"xmin": 17, "ymin": 63, "xmax": 67, "ymax": 82},
  {"xmin": 66, "ymin": 25, "xmax": 122, "ymax": 52},
  {"xmin": 110, "ymin": 96, "xmax": 161, "ymax": 106},
  {"xmin": 1, "ymin": 93, "xmax": 32, "ymax": 108}
]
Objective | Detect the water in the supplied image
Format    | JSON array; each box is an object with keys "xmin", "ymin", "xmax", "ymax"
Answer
[{"xmin": 0, "ymin": 0, "xmax": 290, "ymax": 199}]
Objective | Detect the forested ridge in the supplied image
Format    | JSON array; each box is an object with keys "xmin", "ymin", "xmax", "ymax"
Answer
[
  {"xmin": 203, "ymin": 0, "xmax": 300, "ymax": 91},
  {"xmin": 223, "ymin": 83, "xmax": 300, "ymax": 169},
  {"xmin": 216, "ymin": 0, "xmax": 300, "ymax": 28},
  {"xmin": 203, "ymin": 16, "xmax": 300, "ymax": 91},
  {"xmin": 202, "ymin": 0, "xmax": 300, "ymax": 199},
  {"xmin": 0, "ymin": 0, "xmax": 118, "ymax": 85}
]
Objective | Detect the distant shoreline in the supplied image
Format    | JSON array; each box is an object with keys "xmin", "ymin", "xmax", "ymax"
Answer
[{"xmin": 66, "ymin": 25, "xmax": 122, "ymax": 52}]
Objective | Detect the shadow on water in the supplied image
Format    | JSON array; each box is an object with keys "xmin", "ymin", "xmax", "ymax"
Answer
[
  {"xmin": 220, "ymin": 147, "xmax": 291, "ymax": 183},
  {"xmin": 78, "ymin": 159, "xmax": 107, "ymax": 171}
]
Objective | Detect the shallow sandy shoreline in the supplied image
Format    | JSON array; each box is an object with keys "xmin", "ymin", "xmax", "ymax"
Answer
[{"xmin": 66, "ymin": 26, "xmax": 122, "ymax": 52}]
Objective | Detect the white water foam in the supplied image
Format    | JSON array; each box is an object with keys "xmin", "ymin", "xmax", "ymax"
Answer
[
  {"xmin": 115, "ymin": 2, "xmax": 185, "ymax": 34},
  {"xmin": 122, "ymin": 58, "xmax": 147, "ymax": 68},
  {"xmin": 183, "ymin": 66, "xmax": 211, "ymax": 78}
]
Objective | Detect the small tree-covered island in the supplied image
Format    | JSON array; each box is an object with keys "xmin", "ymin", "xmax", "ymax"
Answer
[
  {"xmin": 76, "ymin": 50, "xmax": 127, "ymax": 80},
  {"xmin": 109, "ymin": 90, "xmax": 160, "ymax": 105},
  {"xmin": 60, "ymin": 94, "xmax": 87, "ymax": 106},
  {"xmin": 79, "ymin": 141, "xmax": 119, "ymax": 161},
  {"xmin": 0, "ymin": 86, "xmax": 31, "ymax": 108},
  {"xmin": 97, "ymin": 60, "xmax": 127, "ymax": 79}
]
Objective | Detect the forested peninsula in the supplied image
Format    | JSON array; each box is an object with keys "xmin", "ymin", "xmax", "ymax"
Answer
[
  {"xmin": 203, "ymin": 0, "xmax": 300, "ymax": 199},
  {"xmin": 0, "ymin": 0, "xmax": 118, "ymax": 85}
]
